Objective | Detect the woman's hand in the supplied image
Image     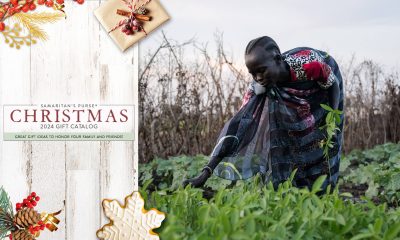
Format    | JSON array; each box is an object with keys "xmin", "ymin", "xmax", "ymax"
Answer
[
  {"xmin": 252, "ymin": 81, "xmax": 267, "ymax": 95},
  {"xmin": 182, "ymin": 169, "xmax": 212, "ymax": 188}
]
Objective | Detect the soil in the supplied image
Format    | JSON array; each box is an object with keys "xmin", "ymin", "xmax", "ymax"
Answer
[{"xmin": 339, "ymin": 183, "xmax": 368, "ymax": 198}]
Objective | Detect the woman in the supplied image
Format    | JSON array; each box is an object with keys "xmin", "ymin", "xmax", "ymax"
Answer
[{"xmin": 183, "ymin": 36, "xmax": 344, "ymax": 191}]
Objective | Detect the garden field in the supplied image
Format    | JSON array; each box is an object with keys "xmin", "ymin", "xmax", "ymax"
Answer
[{"xmin": 139, "ymin": 143, "xmax": 400, "ymax": 240}]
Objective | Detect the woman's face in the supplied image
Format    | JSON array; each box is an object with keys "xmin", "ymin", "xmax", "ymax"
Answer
[{"xmin": 245, "ymin": 46, "xmax": 284, "ymax": 86}]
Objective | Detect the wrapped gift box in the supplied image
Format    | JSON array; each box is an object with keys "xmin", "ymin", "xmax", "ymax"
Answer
[{"xmin": 94, "ymin": 0, "xmax": 170, "ymax": 51}]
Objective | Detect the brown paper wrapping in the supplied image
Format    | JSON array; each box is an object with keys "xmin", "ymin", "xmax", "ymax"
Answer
[{"xmin": 94, "ymin": 0, "xmax": 170, "ymax": 51}]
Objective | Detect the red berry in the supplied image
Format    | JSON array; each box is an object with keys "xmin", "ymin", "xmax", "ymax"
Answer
[
  {"xmin": 16, "ymin": 204, "xmax": 22, "ymax": 211},
  {"xmin": 29, "ymin": 3, "xmax": 36, "ymax": 10},
  {"xmin": 27, "ymin": 203, "xmax": 33, "ymax": 208},
  {"xmin": 10, "ymin": 0, "xmax": 18, "ymax": 7},
  {"xmin": 22, "ymin": 4, "xmax": 29, "ymax": 12},
  {"xmin": 56, "ymin": 0, "xmax": 64, "ymax": 4},
  {"xmin": 0, "ymin": 12, "xmax": 4, "ymax": 19},
  {"xmin": 31, "ymin": 201, "xmax": 37, "ymax": 206},
  {"xmin": 23, "ymin": 199, "xmax": 29, "ymax": 204},
  {"xmin": 37, "ymin": 0, "xmax": 45, "ymax": 4},
  {"xmin": 34, "ymin": 226, "xmax": 40, "ymax": 231},
  {"xmin": 45, "ymin": 223, "xmax": 51, "ymax": 228},
  {"xmin": 38, "ymin": 220, "xmax": 44, "ymax": 225},
  {"xmin": 45, "ymin": 0, "xmax": 53, "ymax": 7},
  {"xmin": 76, "ymin": 0, "xmax": 84, "ymax": 4},
  {"xmin": 35, "ymin": 196, "xmax": 40, "ymax": 201},
  {"xmin": 31, "ymin": 192, "xmax": 36, "ymax": 197},
  {"xmin": 40, "ymin": 225, "xmax": 45, "ymax": 230},
  {"xmin": 9, "ymin": 233, "xmax": 12, "ymax": 240},
  {"xmin": 29, "ymin": 229, "xmax": 35, "ymax": 234},
  {"xmin": 28, "ymin": 196, "xmax": 33, "ymax": 201}
]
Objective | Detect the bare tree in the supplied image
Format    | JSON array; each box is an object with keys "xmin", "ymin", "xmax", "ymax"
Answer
[{"xmin": 139, "ymin": 33, "xmax": 248, "ymax": 162}]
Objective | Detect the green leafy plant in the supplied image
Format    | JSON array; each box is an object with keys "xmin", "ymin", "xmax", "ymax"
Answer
[
  {"xmin": 140, "ymin": 145, "xmax": 400, "ymax": 240},
  {"xmin": 340, "ymin": 143, "xmax": 400, "ymax": 207},
  {"xmin": 140, "ymin": 173, "xmax": 400, "ymax": 240},
  {"xmin": 139, "ymin": 155, "xmax": 232, "ymax": 192},
  {"xmin": 319, "ymin": 103, "xmax": 342, "ymax": 160}
]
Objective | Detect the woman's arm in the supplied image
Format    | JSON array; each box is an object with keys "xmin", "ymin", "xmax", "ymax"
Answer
[
  {"xmin": 182, "ymin": 156, "xmax": 222, "ymax": 188},
  {"xmin": 301, "ymin": 50, "xmax": 340, "ymax": 110},
  {"xmin": 183, "ymin": 84, "xmax": 255, "ymax": 188},
  {"xmin": 328, "ymin": 78, "xmax": 340, "ymax": 110}
]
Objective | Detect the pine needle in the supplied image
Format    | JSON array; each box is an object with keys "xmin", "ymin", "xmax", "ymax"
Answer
[
  {"xmin": 0, "ymin": 186, "xmax": 13, "ymax": 216},
  {"xmin": 12, "ymin": 12, "xmax": 64, "ymax": 40},
  {"xmin": 0, "ymin": 187, "xmax": 15, "ymax": 237}
]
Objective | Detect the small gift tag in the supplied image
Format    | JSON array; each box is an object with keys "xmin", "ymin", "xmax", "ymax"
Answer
[{"xmin": 94, "ymin": 0, "xmax": 170, "ymax": 51}]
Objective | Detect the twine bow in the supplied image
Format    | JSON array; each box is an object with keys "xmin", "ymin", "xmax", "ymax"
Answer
[{"xmin": 108, "ymin": 0, "xmax": 152, "ymax": 36}]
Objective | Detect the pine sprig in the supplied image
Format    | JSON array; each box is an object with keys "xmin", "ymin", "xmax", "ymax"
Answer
[
  {"xmin": 12, "ymin": 12, "xmax": 64, "ymax": 40},
  {"xmin": 0, "ymin": 187, "xmax": 13, "ymax": 218},
  {"xmin": 0, "ymin": 187, "xmax": 16, "ymax": 239}
]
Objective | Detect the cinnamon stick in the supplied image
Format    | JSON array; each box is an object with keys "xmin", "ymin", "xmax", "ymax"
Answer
[
  {"xmin": 116, "ymin": 9, "xmax": 152, "ymax": 21},
  {"xmin": 134, "ymin": 14, "xmax": 151, "ymax": 21},
  {"xmin": 116, "ymin": 9, "xmax": 131, "ymax": 17}
]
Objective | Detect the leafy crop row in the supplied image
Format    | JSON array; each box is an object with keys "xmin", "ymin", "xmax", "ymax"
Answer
[
  {"xmin": 340, "ymin": 143, "xmax": 400, "ymax": 207},
  {"xmin": 140, "ymin": 155, "xmax": 232, "ymax": 192},
  {"xmin": 139, "ymin": 143, "xmax": 400, "ymax": 239}
]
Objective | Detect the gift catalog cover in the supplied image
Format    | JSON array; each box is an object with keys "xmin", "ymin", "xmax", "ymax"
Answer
[{"xmin": 1, "ymin": 0, "xmax": 400, "ymax": 239}]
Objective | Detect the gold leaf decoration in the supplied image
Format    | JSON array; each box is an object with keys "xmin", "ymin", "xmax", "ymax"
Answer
[
  {"xmin": 12, "ymin": 12, "xmax": 64, "ymax": 40},
  {"xmin": 0, "ymin": 23, "xmax": 37, "ymax": 49}
]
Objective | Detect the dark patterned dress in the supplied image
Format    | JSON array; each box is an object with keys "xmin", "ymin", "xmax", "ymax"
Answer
[{"xmin": 212, "ymin": 47, "xmax": 344, "ymax": 190}]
